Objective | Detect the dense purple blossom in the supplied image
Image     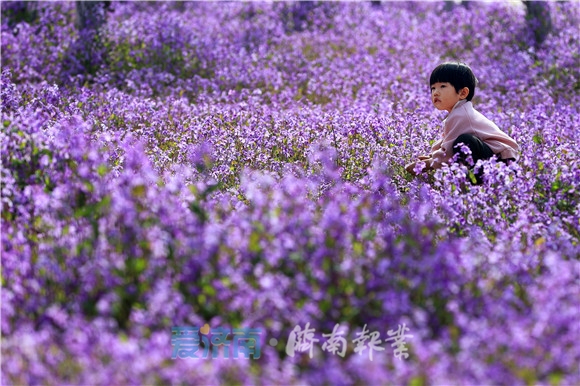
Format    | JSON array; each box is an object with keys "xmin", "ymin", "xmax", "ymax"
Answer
[{"xmin": 2, "ymin": 1, "xmax": 579, "ymax": 385}]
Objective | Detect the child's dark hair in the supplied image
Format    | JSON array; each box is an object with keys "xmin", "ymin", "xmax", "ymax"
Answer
[{"xmin": 430, "ymin": 62, "xmax": 478, "ymax": 101}]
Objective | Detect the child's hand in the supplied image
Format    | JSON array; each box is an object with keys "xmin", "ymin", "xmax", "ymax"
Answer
[
  {"xmin": 405, "ymin": 161, "xmax": 418, "ymax": 175},
  {"xmin": 405, "ymin": 157, "xmax": 433, "ymax": 175}
]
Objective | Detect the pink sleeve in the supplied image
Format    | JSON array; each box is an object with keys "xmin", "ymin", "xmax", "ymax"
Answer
[
  {"xmin": 429, "ymin": 139, "xmax": 445, "ymax": 168},
  {"xmin": 430, "ymin": 110, "xmax": 472, "ymax": 168},
  {"xmin": 429, "ymin": 149, "xmax": 446, "ymax": 168}
]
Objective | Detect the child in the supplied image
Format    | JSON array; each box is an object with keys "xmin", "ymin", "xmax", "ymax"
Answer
[{"xmin": 405, "ymin": 62, "xmax": 518, "ymax": 182}]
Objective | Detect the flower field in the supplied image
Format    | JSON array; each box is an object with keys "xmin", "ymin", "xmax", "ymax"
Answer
[{"xmin": 1, "ymin": 1, "xmax": 579, "ymax": 385}]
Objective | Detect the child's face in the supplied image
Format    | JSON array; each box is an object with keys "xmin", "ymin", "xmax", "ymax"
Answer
[{"xmin": 430, "ymin": 82, "xmax": 467, "ymax": 112}]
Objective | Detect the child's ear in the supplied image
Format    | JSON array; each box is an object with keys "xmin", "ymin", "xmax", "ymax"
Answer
[{"xmin": 459, "ymin": 87, "xmax": 469, "ymax": 99}]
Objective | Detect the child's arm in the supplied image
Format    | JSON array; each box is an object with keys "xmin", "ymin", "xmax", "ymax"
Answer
[
  {"xmin": 405, "ymin": 156, "xmax": 435, "ymax": 175},
  {"xmin": 405, "ymin": 142, "xmax": 441, "ymax": 175}
]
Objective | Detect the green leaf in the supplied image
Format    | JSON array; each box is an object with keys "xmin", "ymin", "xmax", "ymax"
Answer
[
  {"xmin": 352, "ymin": 241, "xmax": 363, "ymax": 255},
  {"xmin": 134, "ymin": 258, "xmax": 147, "ymax": 274},
  {"xmin": 97, "ymin": 164, "xmax": 108, "ymax": 177},
  {"xmin": 249, "ymin": 231, "xmax": 261, "ymax": 253}
]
